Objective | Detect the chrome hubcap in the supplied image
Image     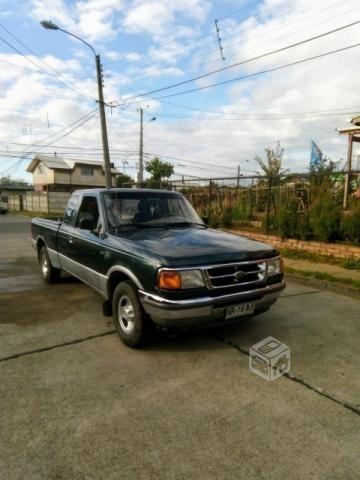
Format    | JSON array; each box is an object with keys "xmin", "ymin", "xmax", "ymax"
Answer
[
  {"xmin": 118, "ymin": 295, "xmax": 135, "ymax": 334},
  {"xmin": 42, "ymin": 256, "xmax": 49, "ymax": 277}
]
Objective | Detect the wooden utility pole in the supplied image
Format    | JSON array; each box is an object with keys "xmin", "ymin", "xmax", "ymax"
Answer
[
  {"xmin": 343, "ymin": 133, "xmax": 353, "ymax": 210},
  {"xmin": 95, "ymin": 54, "xmax": 112, "ymax": 189},
  {"xmin": 138, "ymin": 107, "xmax": 144, "ymax": 184}
]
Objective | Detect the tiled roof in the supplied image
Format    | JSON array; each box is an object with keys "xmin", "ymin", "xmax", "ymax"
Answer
[{"xmin": 26, "ymin": 155, "xmax": 121, "ymax": 174}]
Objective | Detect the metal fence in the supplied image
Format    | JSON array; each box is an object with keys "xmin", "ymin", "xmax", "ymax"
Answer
[{"xmin": 169, "ymin": 170, "xmax": 360, "ymax": 233}]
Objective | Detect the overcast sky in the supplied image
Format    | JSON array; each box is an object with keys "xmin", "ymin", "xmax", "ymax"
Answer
[{"xmin": 0, "ymin": 0, "xmax": 359, "ymax": 182}]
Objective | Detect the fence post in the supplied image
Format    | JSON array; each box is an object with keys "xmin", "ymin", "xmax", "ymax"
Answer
[
  {"xmin": 209, "ymin": 179, "xmax": 212, "ymax": 207},
  {"xmin": 265, "ymin": 175, "xmax": 272, "ymax": 234}
]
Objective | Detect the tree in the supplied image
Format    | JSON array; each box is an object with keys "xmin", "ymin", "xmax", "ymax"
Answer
[
  {"xmin": 145, "ymin": 157, "xmax": 174, "ymax": 186},
  {"xmin": 116, "ymin": 173, "xmax": 133, "ymax": 187},
  {"xmin": 255, "ymin": 141, "xmax": 288, "ymax": 178},
  {"xmin": 0, "ymin": 176, "xmax": 30, "ymax": 186}
]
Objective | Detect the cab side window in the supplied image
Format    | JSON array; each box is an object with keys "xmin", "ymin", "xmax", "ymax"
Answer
[
  {"xmin": 75, "ymin": 196, "xmax": 100, "ymax": 229},
  {"xmin": 63, "ymin": 193, "xmax": 81, "ymax": 225}
]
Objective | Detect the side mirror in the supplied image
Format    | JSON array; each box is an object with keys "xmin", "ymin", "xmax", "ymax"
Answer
[
  {"xmin": 201, "ymin": 216, "xmax": 209, "ymax": 225},
  {"xmin": 79, "ymin": 217, "xmax": 95, "ymax": 230}
]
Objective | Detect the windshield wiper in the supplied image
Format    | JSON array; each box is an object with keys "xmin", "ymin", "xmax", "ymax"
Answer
[
  {"xmin": 161, "ymin": 221, "xmax": 207, "ymax": 229},
  {"xmin": 112, "ymin": 223, "xmax": 167, "ymax": 230}
]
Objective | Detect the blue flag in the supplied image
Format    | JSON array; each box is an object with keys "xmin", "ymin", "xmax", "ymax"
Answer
[{"xmin": 310, "ymin": 141, "xmax": 323, "ymax": 167}]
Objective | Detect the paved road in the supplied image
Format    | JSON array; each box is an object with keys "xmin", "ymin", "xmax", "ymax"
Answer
[{"xmin": 0, "ymin": 214, "xmax": 359, "ymax": 480}]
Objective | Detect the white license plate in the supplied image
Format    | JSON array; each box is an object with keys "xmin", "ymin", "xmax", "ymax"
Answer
[{"xmin": 225, "ymin": 303, "xmax": 255, "ymax": 320}]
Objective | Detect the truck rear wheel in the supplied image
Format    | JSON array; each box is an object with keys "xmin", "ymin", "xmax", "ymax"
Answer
[
  {"xmin": 39, "ymin": 246, "xmax": 61, "ymax": 283},
  {"xmin": 113, "ymin": 281, "xmax": 154, "ymax": 348}
]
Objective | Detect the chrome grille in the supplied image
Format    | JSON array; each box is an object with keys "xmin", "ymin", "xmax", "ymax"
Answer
[{"xmin": 205, "ymin": 260, "xmax": 267, "ymax": 289}]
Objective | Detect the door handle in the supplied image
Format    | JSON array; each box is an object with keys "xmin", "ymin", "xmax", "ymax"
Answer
[{"xmin": 68, "ymin": 236, "xmax": 73, "ymax": 244}]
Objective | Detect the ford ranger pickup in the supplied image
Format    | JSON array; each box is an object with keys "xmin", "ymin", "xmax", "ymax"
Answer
[{"xmin": 31, "ymin": 188, "xmax": 285, "ymax": 347}]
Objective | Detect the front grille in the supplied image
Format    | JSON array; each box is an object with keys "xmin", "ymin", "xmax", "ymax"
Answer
[{"xmin": 205, "ymin": 260, "xmax": 267, "ymax": 289}]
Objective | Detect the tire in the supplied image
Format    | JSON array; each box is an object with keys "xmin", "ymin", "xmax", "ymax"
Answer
[
  {"xmin": 39, "ymin": 246, "xmax": 61, "ymax": 283},
  {"xmin": 113, "ymin": 280, "xmax": 154, "ymax": 348}
]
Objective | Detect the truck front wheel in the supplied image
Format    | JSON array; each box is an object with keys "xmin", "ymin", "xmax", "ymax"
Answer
[
  {"xmin": 113, "ymin": 281, "xmax": 154, "ymax": 348},
  {"xmin": 39, "ymin": 246, "xmax": 61, "ymax": 283}
]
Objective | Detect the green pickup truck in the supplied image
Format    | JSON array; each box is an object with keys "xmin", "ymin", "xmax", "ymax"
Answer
[{"xmin": 31, "ymin": 188, "xmax": 285, "ymax": 347}]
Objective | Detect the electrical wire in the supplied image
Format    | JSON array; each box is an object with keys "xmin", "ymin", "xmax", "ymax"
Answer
[
  {"xmin": 152, "ymin": 110, "xmax": 360, "ymax": 120},
  {"xmin": 0, "ymin": 29, "xmax": 96, "ymax": 102},
  {"xmin": 128, "ymin": 41, "xmax": 360, "ymax": 102},
  {"xmin": 124, "ymin": 19, "xmax": 360, "ymax": 101},
  {"xmin": 104, "ymin": 0, "xmax": 313, "ymax": 71},
  {"xmin": 0, "ymin": 109, "xmax": 98, "ymax": 174},
  {"xmin": 183, "ymin": 0, "xmax": 357, "ymax": 73}
]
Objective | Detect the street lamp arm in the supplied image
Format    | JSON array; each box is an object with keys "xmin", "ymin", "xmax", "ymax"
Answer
[
  {"xmin": 40, "ymin": 20, "xmax": 96, "ymax": 56},
  {"xmin": 40, "ymin": 19, "xmax": 112, "ymax": 188},
  {"xmin": 56, "ymin": 27, "xmax": 96, "ymax": 56}
]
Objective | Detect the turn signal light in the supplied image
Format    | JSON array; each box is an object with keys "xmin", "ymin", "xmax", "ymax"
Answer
[{"xmin": 158, "ymin": 271, "xmax": 182, "ymax": 290}]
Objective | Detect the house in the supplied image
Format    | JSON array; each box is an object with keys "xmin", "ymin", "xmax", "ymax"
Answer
[
  {"xmin": 0, "ymin": 184, "xmax": 33, "ymax": 211},
  {"xmin": 26, "ymin": 155, "xmax": 120, "ymax": 191},
  {"xmin": 337, "ymin": 115, "xmax": 360, "ymax": 206}
]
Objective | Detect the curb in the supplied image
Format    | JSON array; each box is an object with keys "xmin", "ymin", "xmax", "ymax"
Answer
[{"xmin": 285, "ymin": 272, "xmax": 360, "ymax": 299}]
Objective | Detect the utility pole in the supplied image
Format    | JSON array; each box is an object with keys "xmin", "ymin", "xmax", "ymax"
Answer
[
  {"xmin": 96, "ymin": 54, "xmax": 112, "ymax": 189},
  {"xmin": 343, "ymin": 132, "xmax": 353, "ymax": 210},
  {"xmin": 138, "ymin": 107, "xmax": 144, "ymax": 184},
  {"xmin": 40, "ymin": 21, "xmax": 113, "ymax": 189}
]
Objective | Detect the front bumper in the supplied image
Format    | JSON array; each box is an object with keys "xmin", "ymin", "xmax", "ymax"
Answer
[{"xmin": 139, "ymin": 280, "xmax": 285, "ymax": 328}]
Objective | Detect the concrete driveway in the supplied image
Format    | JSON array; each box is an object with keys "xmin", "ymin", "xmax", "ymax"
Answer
[{"xmin": 0, "ymin": 214, "xmax": 359, "ymax": 480}]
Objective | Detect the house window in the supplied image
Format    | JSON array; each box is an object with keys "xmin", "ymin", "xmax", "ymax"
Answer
[{"xmin": 81, "ymin": 166, "xmax": 94, "ymax": 176}]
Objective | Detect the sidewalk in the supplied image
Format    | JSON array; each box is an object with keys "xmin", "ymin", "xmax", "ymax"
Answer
[{"xmin": 283, "ymin": 257, "xmax": 360, "ymax": 283}]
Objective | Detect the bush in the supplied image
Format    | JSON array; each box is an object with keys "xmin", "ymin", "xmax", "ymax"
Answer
[
  {"xmin": 206, "ymin": 203, "xmax": 234, "ymax": 228},
  {"xmin": 309, "ymin": 190, "xmax": 342, "ymax": 242},
  {"xmin": 341, "ymin": 200, "xmax": 360, "ymax": 244},
  {"xmin": 276, "ymin": 199, "xmax": 299, "ymax": 239},
  {"xmin": 232, "ymin": 203, "xmax": 251, "ymax": 225}
]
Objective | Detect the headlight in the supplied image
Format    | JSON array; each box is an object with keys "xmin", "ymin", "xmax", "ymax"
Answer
[
  {"xmin": 157, "ymin": 269, "xmax": 205, "ymax": 290},
  {"xmin": 267, "ymin": 258, "xmax": 284, "ymax": 276}
]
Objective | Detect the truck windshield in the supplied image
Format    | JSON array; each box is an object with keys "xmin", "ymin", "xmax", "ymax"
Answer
[{"xmin": 103, "ymin": 191, "xmax": 205, "ymax": 230}]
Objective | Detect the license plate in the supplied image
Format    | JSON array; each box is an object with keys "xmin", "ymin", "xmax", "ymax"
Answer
[{"xmin": 225, "ymin": 303, "xmax": 255, "ymax": 320}]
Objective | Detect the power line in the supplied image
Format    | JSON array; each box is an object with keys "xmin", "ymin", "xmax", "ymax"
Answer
[
  {"xmin": 129, "ymin": 41, "xmax": 360, "ymax": 102},
  {"xmin": 0, "ymin": 109, "xmax": 98, "ymax": 174},
  {"xmin": 124, "ymin": 19, "xmax": 360, "ymax": 101},
  {"xmin": 185, "ymin": 0, "xmax": 356, "ymax": 73},
  {"xmin": 152, "ymin": 110, "xmax": 360, "ymax": 120},
  {"xmin": 0, "ymin": 141, "xmax": 139, "ymax": 153},
  {"xmin": 143, "ymin": 151, "xmax": 238, "ymax": 172},
  {"xmin": 0, "ymin": 28, "xmax": 96, "ymax": 102},
  {"xmin": 104, "ymin": 0, "xmax": 312, "ymax": 72}
]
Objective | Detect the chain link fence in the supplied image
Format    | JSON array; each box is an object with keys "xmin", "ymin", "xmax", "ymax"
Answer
[{"xmin": 169, "ymin": 170, "xmax": 360, "ymax": 243}]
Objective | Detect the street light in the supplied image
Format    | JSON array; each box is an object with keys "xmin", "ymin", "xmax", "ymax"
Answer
[
  {"xmin": 144, "ymin": 117, "xmax": 157, "ymax": 128},
  {"xmin": 138, "ymin": 109, "xmax": 156, "ymax": 183},
  {"xmin": 40, "ymin": 20, "xmax": 112, "ymax": 189}
]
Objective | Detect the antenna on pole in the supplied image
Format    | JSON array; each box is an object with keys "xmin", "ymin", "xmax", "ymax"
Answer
[{"xmin": 214, "ymin": 20, "xmax": 226, "ymax": 61}]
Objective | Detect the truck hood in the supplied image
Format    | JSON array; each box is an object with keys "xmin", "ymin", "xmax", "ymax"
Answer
[{"xmin": 116, "ymin": 227, "xmax": 276, "ymax": 267}]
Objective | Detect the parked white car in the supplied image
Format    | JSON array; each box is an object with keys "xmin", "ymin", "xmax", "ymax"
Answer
[{"xmin": 0, "ymin": 201, "xmax": 8, "ymax": 214}]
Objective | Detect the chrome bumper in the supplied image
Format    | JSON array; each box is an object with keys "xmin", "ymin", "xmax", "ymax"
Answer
[{"xmin": 139, "ymin": 281, "xmax": 285, "ymax": 327}]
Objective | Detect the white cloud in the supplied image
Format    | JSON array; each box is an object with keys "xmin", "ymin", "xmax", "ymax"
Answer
[
  {"xmin": 30, "ymin": 0, "xmax": 124, "ymax": 42},
  {"xmin": 122, "ymin": 0, "xmax": 210, "ymax": 40}
]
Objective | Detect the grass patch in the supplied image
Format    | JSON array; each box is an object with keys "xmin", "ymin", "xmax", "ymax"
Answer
[
  {"xmin": 285, "ymin": 266, "xmax": 360, "ymax": 291},
  {"xmin": 280, "ymin": 247, "xmax": 360, "ymax": 271}
]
